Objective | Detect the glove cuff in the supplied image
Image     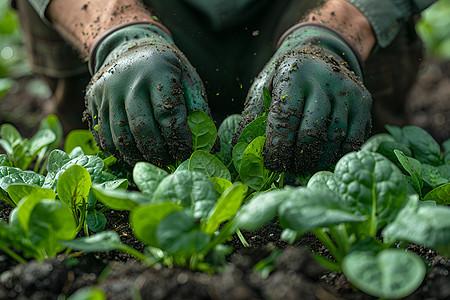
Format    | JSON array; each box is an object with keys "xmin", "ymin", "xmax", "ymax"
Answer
[
  {"xmin": 277, "ymin": 22, "xmax": 364, "ymax": 79},
  {"xmin": 88, "ymin": 20, "xmax": 172, "ymax": 75}
]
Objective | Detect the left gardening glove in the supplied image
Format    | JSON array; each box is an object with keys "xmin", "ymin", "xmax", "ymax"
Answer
[
  {"xmin": 239, "ymin": 23, "xmax": 373, "ymax": 173},
  {"xmin": 85, "ymin": 22, "xmax": 211, "ymax": 165}
]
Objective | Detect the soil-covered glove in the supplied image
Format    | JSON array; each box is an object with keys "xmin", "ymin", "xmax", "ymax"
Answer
[
  {"xmin": 240, "ymin": 23, "xmax": 372, "ymax": 173},
  {"xmin": 85, "ymin": 22, "xmax": 210, "ymax": 165}
]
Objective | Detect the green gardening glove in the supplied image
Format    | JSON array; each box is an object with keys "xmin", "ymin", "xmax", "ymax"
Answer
[
  {"xmin": 86, "ymin": 23, "xmax": 210, "ymax": 165},
  {"xmin": 240, "ymin": 23, "xmax": 372, "ymax": 173}
]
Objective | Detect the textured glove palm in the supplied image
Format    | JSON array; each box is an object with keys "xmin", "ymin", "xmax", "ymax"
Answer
[
  {"xmin": 240, "ymin": 25, "xmax": 372, "ymax": 173},
  {"xmin": 86, "ymin": 24, "xmax": 210, "ymax": 165}
]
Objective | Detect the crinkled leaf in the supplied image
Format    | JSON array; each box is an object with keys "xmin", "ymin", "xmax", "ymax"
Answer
[
  {"xmin": 360, "ymin": 133, "xmax": 396, "ymax": 152},
  {"xmin": 204, "ymin": 182, "xmax": 248, "ymax": 234},
  {"xmin": 307, "ymin": 171, "xmax": 337, "ymax": 192},
  {"xmin": 240, "ymin": 136, "xmax": 266, "ymax": 190},
  {"xmin": 217, "ymin": 114, "xmax": 242, "ymax": 165},
  {"xmin": 279, "ymin": 187, "xmax": 366, "ymax": 233},
  {"xmin": 131, "ymin": 202, "xmax": 183, "ymax": 246},
  {"xmin": 64, "ymin": 129, "xmax": 100, "ymax": 155},
  {"xmin": 156, "ymin": 211, "xmax": 210, "ymax": 255},
  {"xmin": 189, "ymin": 150, "xmax": 231, "ymax": 181},
  {"xmin": 422, "ymin": 164, "xmax": 450, "ymax": 188},
  {"xmin": 0, "ymin": 154, "xmax": 12, "ymax": 167},
  {"xmin": 133, "ymin": 162, "xmax": 169, "ymax": 196},
  {"xmin": 152, "ymin": 170, "xmax": 217, "ymax": 220},
  {"xmin": 383, "ymin": 196, "xmax": 450, "ymax": 255},
  {"xmin": 57, "ymin": 164, "xmax": 91, "ymax": 208},
  {"xmin": 402, "ymin": 126, "xmax": 442, "ymax": 165},
  {"xmin": 0, "ymin": 170, "xmax": 45, "ymax": 192},
  {"xmin": 92, "ymin": 186, "xmax": 150, "ymax": 210},
  {"xmin": 187, "ymin": 110, "xmax": 217, "ymax": 153},
  {"xmin": 342, "ymin": 249, "xmax": 425, "ymax": 299},
  {"xmin": 238, "ymin": 115, "xmax": 267, "ymax": 144},
  {"xmin": 423, "ymin": 183, "xmax": 450, "ymax": 204}
]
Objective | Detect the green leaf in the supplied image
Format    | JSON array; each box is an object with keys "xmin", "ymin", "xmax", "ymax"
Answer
[
  {"xmin": 394, "ymin": 150, "xmax": 423, "ymax": 196},
  {"xmin": 67, "ymin": 286, "xmax": 106, "ymax": 300},
  {"xmin": 402, "ymin": 126, "xmax": 442, "ymax": 165},
  {"xmin": 152, "ymin": 170, "xmax": 217, "ymax": 220},
  {"xmin": 1, "ymin": 123, "xmax": 22, "ymax": 146},
  {"xmin": 39, "ymin": 115, "xmax": 63, "ymax": 151},
  {"xmin": 334, "ymin": 151, "xmax": 406, "ymax": 229},
  {"xmin": 443, "ymin": 138, "xmax": 450, "ymax": 163},
  {"xmin": 0, "ymin": 154, "xmax": 12, "ymax": 167},
  {"xmin": 29, "ymin": 199, "xmax": 77, "ymax": 257},
  {"xmin": 376, "ymin": 141, "xmax": 412, "ymax": 163},
  {"xmin": 0, "ymin": 170, "xmax": 45, "ymax": 192},
  {"xmin": 385, "ymin": 124, "xmax": 403, "ymax": 143},
  {"xmin": 204, "ymin": 182, "xmax": 248, "ymax": 234},
  {"xmin": 360, "ymin": 133, "xmax": 396, "ymax": 152},
  {"xmin": 28, "ymin": 129, "xmax": 56, "ymax": 156},
  {"xmin": 0, "ymin": 78, "xmax": 13, "ymax": 99},
  {"xmin": 383, "ymin": 196, "xmax": 450, "ymax": 255},
  {"xmin": 187, "ymin": 110, "xmax": 217, "ymax": 153},
  {"xmin": 64, "ymin": 129, "xmax": 100, "ymax": 155},
  {"xmin": 279, "ymin": 187, "xmax": 366, "ymax": 233},
  {"xmin": 86, "ymin": 210, "xmax": 107, "ymax": 232},
  {"xmin": 342, "ymin": 250, "xmax": 425, "ymax": 299},
  {"xmin": 238, "ymin": 115, "xmax": 267, "ymax": 144},
  {"xmin": 156, "ymin": 211, "xmax": 210, "ymax": 255},
  {"xmin": 7, "ymin": 184, "xmax": 55, "ymax": 206},
  {"xmin": 234, "ymin": 188, "xmax": 290, "ymax": 231},
  {"xmin": 133, "ymin": 162, "xmax": 169, "ymax": 196},
  {"xmin": 422, "ymin": 164, "xmax": 450, "ymax": 188},
  {"xmin": 57, "ymin": 165, "xmax": 91, "ymax": 208},
  {"xmin": 189, "ymin": 150, "xmax": 231, "ymax": 181},
  {"xmin": 95, "ymin": 178, "xmax": 128, "ymax": 190},
  {"xmin": 240, "ymin": 136, "xmax": 266, "ymax": 190},
  {"xmin": 92, "ymin": 186, "xmax": 150, "ymax": 210},
  {"xmin": 16, "ymin": 193, "xmax": 55, "ymax": 232},
  {"xmin": 217, "ymin": 114, "xmax": 242, "ymax": 165},
  {"xmin": 131, "ymin": 202, "xmax": 183, "ymax": 246},
  {"xmin": 232, "ymin": 142, "xmax": 248, "ymax": 173},
  {"xmin": 61, "ymin": 231, "xmax": 126, "ymax": 252},
  {"xmin": 423, "ymin": 183, "xmax": 450, "ymax": 204},
  {"xmin": 209, "ymin": 177, "xmax": 232, "ymax": 196}
]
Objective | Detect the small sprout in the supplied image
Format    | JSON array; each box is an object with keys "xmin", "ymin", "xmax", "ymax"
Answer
[{"xmin": 94, "ymin": 124, "xmax": 99, "ymax": 132}]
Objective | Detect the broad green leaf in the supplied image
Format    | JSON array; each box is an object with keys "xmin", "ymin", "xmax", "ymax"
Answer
[
  {"xmin": 68, "ymin": 146, "xmax": 84, "ymax": 158},
  {"xmin": 232, "ymin": 142, "xmax": 248, "ymax": 173},
  {"xmin": 189, "ymin": 150, "xmax": 231, "ymax": 181},
  {"xmin": 279, "ymin": 187, "xmax": 366, "ymax": 233},
  {"xmin": 334, "ymin": 150, "xmax": 406, "ymax": 227},
  {"xmin": 238, "ymin": 115, "xmax": 267, "ymax": 144},
  {"xmin": 204, "ymin": 182, "xmax": 248, "ymax": 234},
  {"xmin": 61, "ymin": 231, "xmax": 126, "ymax": 252},
  {"xmin": 210, "ymin": 177, "xmax": 232, "ymax": 196},
  {"xmin": 92, "ymin": 186, "xmax": 150, "ymax": 210},
  {"xmin": 152, "ymin": 170, "xmax": 217, "ymax": 220},
  {"xmin": 174, "ymin": 159, "xmax": 189, "ymax": 172},
  {"xmin": 360, "ymin": 133, "xmax": 396, "ymax": 152},
  {"xmin": 156, "ymin": 211, "xmax": 210, "ymax": 255},
  {"xmin": 423, "ymin": 183, "xmax": 450, "ymax": 204},
  {"xmin": 217, "ymin": 114, "xmax": 242, "ymax": 165},
  {"xmin": 443, "ymin": 138, "xmax": 450, "ymax": 163},
  {"xmin": 240, "ymin": 136, "xmax": 266, "ymax": 190},
  {"xmin": 0, "ymin": 170, "xmax": 45, "ymax": 192},
  {"xmin": 64, "ymin": 129, "xmax": 100, "ymax": 155},
  {"xmin": 307, "ymin": 171, "xmax": 337, "ymax": 191},
  {"xmin": 402, "ymin": 126, "xmax": 442, "ymax": 165},
  {"xmin": 187, "ymin": 110, "xmax": 217, "ymax": 153},
  {"xmin": 234, "ymin": 188, "xmax": 290, "ymax": 231},
  {"xmin": 29, "ymin": 199, "xmax": 77, "ymax": 257},
  {"xmin": 67, "ymin": 286, "xmax": 106, "ymax": 300},
  {"xmin": 0, "ymin": 166, "xmax": 22, "ymax": 178},
  {"xmin": 385, "ymin": 124, "xmax": 404, "ymax": 143},
  {"xmin": 394, "ymin": 150, "xmax": 423, "ymax": 196},
  {"xmin": 86, "ymin": 210, "xmax": 107, "ymax": 232},
  {"xmin": 0, "ymin": 154, "xmax": 12, "ymax": 167},
  {"xmin": 131, "ymin": 202, "xmax": 183, "ymax": 246},
  {"xmin": 29, "ymin": 128, "xmax": 56, "ymax": 156},
  {"xmin": 7, "ymin": 184, "xmax": 55, "ymax": 206},
  {"xmin": 57, "ymin": 164, "xmax": 91, "ymax": 208},
  {"xmin": 0, "ymin": 140, "xmax": 13, "ymax": 157},
  {"xmin": 96, "ymin": 178, "xmax": 128, "ymax": 190},
  {"xmin": 342, "ymin": 250, "xmax": 425, "ymax": 299},
  {"xmin": 376, "ymin": 141, "xmax": 412, "ymax": 163},
  {"xmin": 46, "ymin": 149, "xmax": 71, "ymax": 174},
  {"xmin": 422, "ymin": 163, "xmax": 450, "ymax": 188},
  {"xmin": 133, "ymin": 162, "xmax": 169, "ymax": 196},
  {"xmin": 1, "ymin": 123, "xmax": 22, "ymax": 146},
  {"xmin": 39, "ymin": 114, "xmax": 63, "ymax": 151},
  {"xmin": 383, "ymin": 196, "xmax": 450, "ymax": 255},
  {"xmin": 16, "ymin": 193, "xmax": 55, "ymax": 232}
]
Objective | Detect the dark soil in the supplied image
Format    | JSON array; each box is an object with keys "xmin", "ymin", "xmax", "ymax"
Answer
[{"xmin": 1, "ymin": 57, "xmax": 450, "ymax": 299}]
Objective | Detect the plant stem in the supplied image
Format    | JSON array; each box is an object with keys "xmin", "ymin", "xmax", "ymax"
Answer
[
  {"xmin": 236, "ymin": 229, "xmax": 249, "ymax": 247},
  {"xmin": 312, "ymin": 228, "xmax": 340, "ymax": 263},
  {"xmin": 0, "ymin": 246, "xmax": 27, "ymax": 264}
]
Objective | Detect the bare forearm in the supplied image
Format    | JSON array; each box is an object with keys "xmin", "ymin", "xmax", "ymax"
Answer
[
  {"xmin": 303, "ymin": 0, "xmax": 376, "ymax": 60},
  {"xmin": 47, "ymin": 0, "xmax": 155, "ymax": 58}
]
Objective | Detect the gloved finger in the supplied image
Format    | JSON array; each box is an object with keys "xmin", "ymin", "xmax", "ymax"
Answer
[
  {"xmin": 125, "ymin": 84, "xmax": 171, "ymax": 165},
  {"xmin": 179, "ymin": 59, "xmax": 209, "ymax": 114},
  {"xmin": 343, "ymin": 85, "xmax": 372, "ymax": 153},
  {"xmin": 108, "ymin": 95, "xmax": 145, "ymax": 165},
  {"xmin": 149, "ymin": 52, "xmax": 192, "ymax": 161}
]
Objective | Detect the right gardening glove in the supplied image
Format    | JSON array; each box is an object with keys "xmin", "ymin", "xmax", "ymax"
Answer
[
  {"xmin": 85, "ymin": 22, "xmax": 211, "ymax": 165},
  {"xmin": 239, "ymin": 23, "xmax": 373, "ymax": 173}
]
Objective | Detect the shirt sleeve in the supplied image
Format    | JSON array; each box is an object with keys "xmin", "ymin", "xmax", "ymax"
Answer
[{"xmin": 345, "ymin": 0, "xmax": 436, "ymax": 48}]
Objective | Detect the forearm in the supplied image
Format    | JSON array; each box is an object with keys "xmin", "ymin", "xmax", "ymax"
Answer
[
  {"xmin": 46, "ymin": 0, "xmax": 156, "ymax": 57},
  {"xmin": 302, "ymin": 0, "xmax": 376, "ymax": 61}
]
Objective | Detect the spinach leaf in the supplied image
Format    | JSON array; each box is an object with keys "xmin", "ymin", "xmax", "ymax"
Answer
[
  {"xmin": 86, "ymin": 210, "xmax": 107, "ymax": 232},
  {"xmin": 92, "ymin": 187, "xmax": 150, "ymax": 210},
  {"xmin": 239, "ymin": 136, "xmax": 266, "ymax": 190},
  {"xmin": 133, "ymin": 161, "xmax": 169, "ymax": 196},
  {"xmin": 401, "ymin": 126, "xmax": 442, "ymax": 166},
  {"xmin": 187, "ymin": 110, "xmax": 217, "ymax": 153},
  {"xmin": 188, "ymin": 150, "xmax": 231, "ymax": 181},
  {"xmin": 232, "ymin": 142, "xmax": 248, "ymax": 173},
  {"xmin": 217, "ymin": 114, "xmax": 242, "ymax": 165},
  {"xmin": 64, "ymin": 129, "xmax": 100, "ymax": 155},
  {"xmin": 423, "ymin": 183, "xmax": 450, "ymax": 204},
  {"xmin": 238, "ymin": 115, "xmax": 267, "ymax": 144}
]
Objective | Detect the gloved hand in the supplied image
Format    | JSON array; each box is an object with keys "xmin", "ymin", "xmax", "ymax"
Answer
[
  {"xmin": 85, "ymin": 22, "xmax": 210, "ymax": 165},
  {"xmin": 240, "ymin": 23, "xmax": 372, "ymax": 173}
]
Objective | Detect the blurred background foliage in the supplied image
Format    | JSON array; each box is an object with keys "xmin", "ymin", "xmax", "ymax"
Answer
[{"xmin": 0, "ymin": 0, "xmax": 449, "ymax": 100}]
